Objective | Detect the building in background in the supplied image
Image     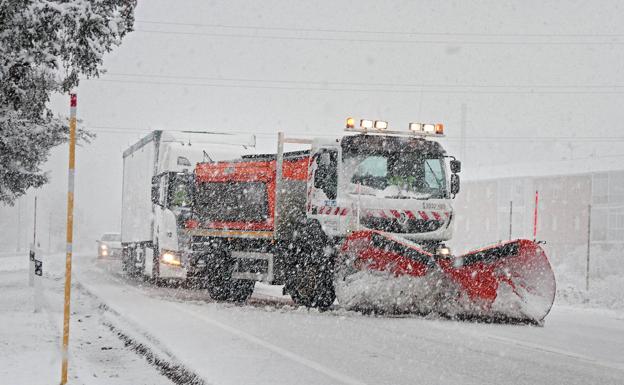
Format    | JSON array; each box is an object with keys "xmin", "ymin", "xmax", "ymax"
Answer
[{"xmin": 451, "ymin": 169, "xmax": 624, "ymax": 278}]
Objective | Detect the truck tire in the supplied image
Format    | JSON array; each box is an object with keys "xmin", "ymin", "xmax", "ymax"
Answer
[
  {"xmin": 207, "ymin": 276, "xmax": 255, "ymax": 302},
  {"xmin": 287, "ymin": 221, "xmax": 336, "ymax": 310},
  {"xmin": 228, "ymin": 280, "xmax": 256, "ymax": 302},
  {"xmin": 151, "ymin": 243, "xmax": 162, "ymax": 286},
  {"xmin": 122, "ymin": 245, "xmax": 140, "ymax": 277},
  {"xmin": 204, "ymin": 249, "xmax": 254, "ymax": 303},
  {"xmin": 121, "ymin": 247, "xmax": 131, "ymax": 273}
]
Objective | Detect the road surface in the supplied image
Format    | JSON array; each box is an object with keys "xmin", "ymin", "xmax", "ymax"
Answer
[{"xmin": 73, "ymin": 257, "xmax": 624, "ymax": 385}]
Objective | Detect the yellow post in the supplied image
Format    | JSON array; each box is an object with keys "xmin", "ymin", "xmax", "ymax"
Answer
[{"xmin": 60, "ymin": 93, "xmax": 77, "ymax": 385}]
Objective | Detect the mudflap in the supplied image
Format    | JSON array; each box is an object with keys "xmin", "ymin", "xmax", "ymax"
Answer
[{"xmin": 337, "ymin": 230, "xmax": 556, "ymax": 323}]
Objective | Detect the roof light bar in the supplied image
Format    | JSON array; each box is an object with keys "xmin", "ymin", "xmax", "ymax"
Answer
[
  {"xmin": 360, "ymin": 119, "xmax": 374, "ymax": 129},
  {"xmin": 423, "ymin": 124, "xmax": 435, "ymax": 134},
  {"xmin": 374, "ymin": 120, "xmax": 388, "ymax": 130},
  {"xmin": 346, "ymin": 117, "xmax": 445, "ymax": 137},
  {"xmin": 409, "ymin": 123, "xmax": 423, "ymax": 132}
]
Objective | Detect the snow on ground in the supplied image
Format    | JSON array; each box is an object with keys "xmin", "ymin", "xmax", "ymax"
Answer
[
  {"xmin": 2, "ymin": 250, "xmax": 624, "ymax": 385},
  {"xmin": 554, "ymin": 262, "xmax": 624, "ymax": 311},
  {"xmin": 0, "ymin": 252, "xmax": 172, "ymax": 385}
]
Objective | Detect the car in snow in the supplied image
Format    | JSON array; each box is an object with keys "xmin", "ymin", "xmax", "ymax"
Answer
[{"xmin": 97, "ymin": 233, "xmax": 122, "ymax": 258}]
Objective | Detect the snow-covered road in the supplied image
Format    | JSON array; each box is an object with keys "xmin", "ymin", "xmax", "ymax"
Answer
[{"xmin": 73, "ymin": 257, "xmax": 624, "ymax": 385}]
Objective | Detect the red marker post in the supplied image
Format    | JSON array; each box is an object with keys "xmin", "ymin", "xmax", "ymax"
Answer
[{"xmin": 533, "ymin": 190, "xmax": 539, "ymax": 242}]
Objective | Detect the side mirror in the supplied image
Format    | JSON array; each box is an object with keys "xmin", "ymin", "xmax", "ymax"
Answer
[
  {"xmin": 450, "ymin": 174, "xmax": 460, "ymax": 196},
  {"xmin": 450, "ymin": 159, "xmax": 461, "ymax": 174},
  {"xmin": 151, "ymin": 176, "xmax": 160, "ymax": 205}
]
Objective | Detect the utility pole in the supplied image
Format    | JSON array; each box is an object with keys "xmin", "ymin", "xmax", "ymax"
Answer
[
  {"xmin": 48, "ymin": 211, "xmax": 52, "ymax": 253},
  {"xmin": 586, "ymin": 204, "xmax": 592, "ymax": 292},
  {"xmin": 17, "ymin": 198, "xmax": 21, "ymax": 252},
  {"xmin": 509, "ymin": 200, "xmax": 513, "ymax": 240},
  {"xmin": 29, "ymin": 197, "xmax": 36, "ymax": 287},
  {"xmin": 30, "ymin": 196, "xmax": 43, "ymax": 313},
  {"xmin": 32, "ymin": 196, "xmax": 37, "ymax": 247},
  {"xmin": 460, "ymin": 103, "xmax": 467, "ymax": 162}
]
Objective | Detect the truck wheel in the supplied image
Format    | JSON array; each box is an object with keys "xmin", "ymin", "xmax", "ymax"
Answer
[
  {"xmin": 207, "ymin": 277, "xmax": 254, "ymax": 302},
  {"xmin": 151, "ymin": 243, "xmax": 161, "ymax": 285},
  {"xmin": 121, "ymin": 247, "xmax": 131, "ymax": 273},
  {"xmin": 228, "ymin": 280, "xmax": 255, "ymax": 302},
  {"xmin": 122, "ymin": 245, "xmax": 140, "ymax": 277},
  {"xmin": 205, "ymin": 249, "xmax": 254, "ymax": 303},
  {"xmin": 292, "ymin": 263, "xmax": 335, "ymax": 310},
  {"xmin": 288, "ymin": 221, "xmax": 336, "ymax": 310}
]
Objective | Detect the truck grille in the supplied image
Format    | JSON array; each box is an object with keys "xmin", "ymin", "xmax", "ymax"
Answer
[{"xmin": 361, "ymin": 216, "xmax": 444, "ymax": 234}]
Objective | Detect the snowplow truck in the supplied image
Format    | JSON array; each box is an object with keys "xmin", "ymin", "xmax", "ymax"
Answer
[{"xmin": 185, "ymin": 119, "xmax": 556, "ymax": 323}]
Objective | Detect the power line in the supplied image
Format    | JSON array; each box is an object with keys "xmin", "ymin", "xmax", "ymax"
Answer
[
  {"xmin": 105, "ymin": 72, "xmax": 624, "ymax": 89},
  {"xmin": 87, "ymin": 78, "xmax": 624, "ymax": 95},
  {"xmin": 134, "ymin": 28, "xmax": 624, "ymax": 46},
  {"xmin": 136, "ymin": 20, "xmax": 624, "ymax": 39},
  {"xmin": 85, "ymin": 126, "xmax": 307, "ymax": 137},
  {"xmin": 85, "ymin": 126, "xmax": 624, "ymax": 142}
]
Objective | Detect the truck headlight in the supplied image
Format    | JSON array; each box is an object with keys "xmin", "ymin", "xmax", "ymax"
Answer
[
  {"xmin": 161, "ymin": 251, "xmax": 181, "ymax": 266},
  {"xmin": 436, "ymin": 246, "xmax": 452, "ymax": 258}
]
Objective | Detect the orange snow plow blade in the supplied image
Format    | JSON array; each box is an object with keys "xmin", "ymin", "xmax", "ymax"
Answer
[{"xmin": 338, "ymin": 231, "xmax": 556, "ymax": 323}]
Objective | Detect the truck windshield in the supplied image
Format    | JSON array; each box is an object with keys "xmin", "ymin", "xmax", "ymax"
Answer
[
  {"xmin": 344, "ymin": 152, "xmax": 447, "ymax": 199},
  {"xmin": 195, "ymin": 181, "xmax": 269, "ymax": 223},
  {"xmin": 168, "ymin": 173, "xmax": 193, "ymax": 209}
]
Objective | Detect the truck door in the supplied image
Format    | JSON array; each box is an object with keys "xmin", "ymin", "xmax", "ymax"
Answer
[
  {"xmin": 148, "ymin": 173, "xmax": 167, "ymax": 275},
  {"xmin": 157, "ymin": 173, "xmax": 184, "ymax": 254},
  {"xmin": 307, "ymin": 149, "xmax": 340, "ymax": 233}
]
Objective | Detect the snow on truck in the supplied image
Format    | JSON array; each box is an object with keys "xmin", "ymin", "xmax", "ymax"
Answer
[
  {"xmin": 187, "ymin": 120, "xmax": 555, "ymax": 323},
  {"xmin": 120, "ymin": 130, "xmax": 254, "ymax": 281}
]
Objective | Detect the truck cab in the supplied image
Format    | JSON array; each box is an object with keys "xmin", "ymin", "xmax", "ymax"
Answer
[
  {"xmin": 303, "ymin": 120, "xmax": 460, "ymax": 250},
  {"xmin": 121, "ymin": 130, "xmax": 256, "ymax": 281},
  {"xmin": 148, "ymin": 137, "xmax": 256, "ymax": 279}
]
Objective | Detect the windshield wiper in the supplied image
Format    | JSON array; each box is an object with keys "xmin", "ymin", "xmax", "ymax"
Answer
[
  {"xmin": 425, "ymin": 161, "xmax": 444, "ymax": 190},
  {"xmin": 385, "ymin": 194, "xmax": 431, "ymax": 200}
]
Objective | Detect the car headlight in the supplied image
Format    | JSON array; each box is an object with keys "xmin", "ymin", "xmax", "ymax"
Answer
[{"xmin": 100, "ymin": 244, "xmax": 108, "ymax": 250}]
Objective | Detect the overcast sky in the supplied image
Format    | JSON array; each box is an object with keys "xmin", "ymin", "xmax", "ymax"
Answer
[{"xmin": 4, "ymin": 0, "xmax": 624, "ymax": 251}]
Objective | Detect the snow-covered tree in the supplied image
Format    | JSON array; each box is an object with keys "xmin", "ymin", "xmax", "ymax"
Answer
[{"xmin": 0, "ymin": 0, "xmax": 137, "ymax": 205}]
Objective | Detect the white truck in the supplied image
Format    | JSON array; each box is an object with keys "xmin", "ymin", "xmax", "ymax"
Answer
[{"xmin": 120, "ymin": 130, "xmax": 255, "ymax": 281}]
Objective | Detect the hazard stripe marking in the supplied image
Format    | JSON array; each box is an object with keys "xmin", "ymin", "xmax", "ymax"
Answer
[{"xmin": 310, "ymin": 206, "xmax": 350, "ymax": 216}]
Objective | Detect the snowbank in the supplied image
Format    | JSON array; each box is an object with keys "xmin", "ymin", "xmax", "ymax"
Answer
[
  {"xmin": 0, "ymin": 252, "xmax": 170, "ymax": 385},
  {"xmin": 554, "ymin": 262, "xmax": 624, "ymax": 311}
]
